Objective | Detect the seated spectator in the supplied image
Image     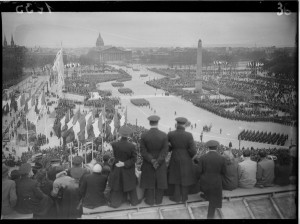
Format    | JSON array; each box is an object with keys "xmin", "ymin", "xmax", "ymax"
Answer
[
  {"xmin": 221, "ymin": 150, "xmax": 238, "ymax": 191},
  {"xmin": 51, "ymin": 168, "xmax": 82, "ymax": 219},
  {"xmin": 79, "ymin": 164, "xmax": 108, "ymax": 209},
  {"xmin": 274, "ymin": 149, "xmax": 292, "ymax": 186},
  {"xmin": 255, "ymin": 149, "xmax": 275, "ymax": 187},
  {"xmin": 67, "ymin": 156, "xmax": 88, "ymax": 186},
  {"xmin": 15, "ymin": 163, "xmax": 53, "ymax": 218},
  {"xmin": 2, "ymin": 164, "xmax": 17, "ymax": 216},
  {"xmin": 238, "ymin": 149, "xmax": 257, "ymax": 188}
]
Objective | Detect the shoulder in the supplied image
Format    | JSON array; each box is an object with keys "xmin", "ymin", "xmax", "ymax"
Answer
[{"xmin": 158, "ymin": 129, "xmax": 167, "ymax": 137}]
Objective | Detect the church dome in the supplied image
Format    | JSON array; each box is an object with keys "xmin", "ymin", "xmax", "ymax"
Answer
[{"xmin": 96, "ymin": 33, "xmax": 104, "ymax": 47}]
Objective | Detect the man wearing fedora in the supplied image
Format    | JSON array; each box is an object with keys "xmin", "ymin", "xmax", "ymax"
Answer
[
  {"xmin": 167, "ymin": 117, "xmax": 197, "ymax": 203},
  {"xmin": 197, "ymin": 140, "xmax": 226, "ymax": 219},
  {"xmin": 108, "ymin": 125, "xmax": 139, "ymax": 208},
  {"xmin": 140, "ymin": 115, "xmax": 168, "ymax": 206}
]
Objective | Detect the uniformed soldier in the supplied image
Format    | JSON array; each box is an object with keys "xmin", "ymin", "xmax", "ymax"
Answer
[
  {"xmin": 108, "ymin": 125, "xmax": 139, "ymax": 208},
  {"xmin": 140, "ymin": 115, "xmax": 168, "ymax": 206},
  {"xmin": 167, "ymin": 117, "xmax": 197, "ymax": 203}
]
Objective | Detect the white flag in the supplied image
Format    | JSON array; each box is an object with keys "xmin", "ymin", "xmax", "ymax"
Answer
[
  {"xmin": 28, "ymin": 99, "xmax": 32, "ymax": 110},
  {"xmin": 52, "ymin": 49, "xmax": 64, "ymax": 88},
  {"xmin": 120, "ymin": 114, "xmax": 125, "ymax": 126},
  {"xmin": 73, "ymin": 120, "xmax": 80, "ymax": 141},
  {"xmin": 85, "ymin": 111, "xmax": 93, "ymax": 139},
  {"xmin": 110, "ymin": 120, "xmax": 115, "ymax": 135},
  {"xmin": 92, "ymin": 118, "xmax": 100, "ymax": 137}
]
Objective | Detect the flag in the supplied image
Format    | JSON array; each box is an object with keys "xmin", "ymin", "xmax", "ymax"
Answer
[
  {"xmin": 86, "ymin": 115, "xmax": 94, "ymax": 140},
  {"xmin": 31, "ymin": 96, "xmax": 35, "ymax": 107},
  {"xmin": 113, "ymin": 109, "xmax": 120, "ymax": 129},
  {"xmin": 27, "ymin": 98, "xmax": 32, "ymax": 110},
  {"xmin": 85, "ymin": 112, "xmax": 93, "ymax": 139},
  {"xmin": 66, "ymin": 127, "xmax": 75, "ymax": 144},
  {"xmin": 53, "ymin": 119, "xmax": 61, "ymax": 138},
  {"xmin": 60, "ymin": 115, "xmax": 66, "ymax": 129},
  {"xmin": 110, "ymin": 120, "xmax": 115, "ymax": 136},
  {"xmin": 20, "ymin": 94, "xmax": 25, "ymax": 107},
  {"xmin": 61, "ymin": 124, "xmax": 69, "ymax": 138},
  {"xmin": 72, "ymin": 109, "xmax": 81, "ymax": 125},
  {"xmin": 102, "ymin": 105, "xmax": 106, "ymax": 123},
  {"xmin": 65, "ymin": 110, "xmax": 70, "ymax": 124},
  {"xmin": 37, "ymin": 94, "xmax": 42, "ymax": 110},
  {"xmin": 92, "ymin": 118, "xmax": 100, "ymax": 138},
  {"xmin": 24, "ymin": 100, "xmax": 29, "ymax": 113},
  {"xmin": 52, "ymin": 48, "xmax": 65, "ymax": 89},
  {"xmin": 41, "ymin": 92, "xmax": 45, "ymax": 105},
  {"xmin": 16, "ymin": 95, "xmax": 21, "ymax": 111},
  {"xmin": 77, "ymin": 114, "xmax": 86, "ymax": 143}
]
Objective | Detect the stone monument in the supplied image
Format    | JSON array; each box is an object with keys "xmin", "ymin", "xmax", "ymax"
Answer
[{"xmin": 195, "ymin": 39, "xmax": 203, "ymax": 94}]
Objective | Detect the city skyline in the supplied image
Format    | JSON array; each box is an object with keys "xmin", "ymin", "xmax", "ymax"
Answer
[{"xmin": 2, "ymin": 12, "xmax": 297, "ymax": 48}]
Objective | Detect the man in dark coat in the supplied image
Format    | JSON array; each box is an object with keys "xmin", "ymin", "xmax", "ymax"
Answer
[
  {"xmin": 140, "ymin": 115, "xmax": 168, "ymax": 205},
  {"xmin": 79, "ymin": 164, "xmax": 108, "ymax": 209},
  {"xmin": 108, "ymin": 125, "xmax": 139, "ymax": 208},
  {"xmin": 197, "ymin": 140, "xmax": 226, "ymax": 219},
  {"xmin": 15, "ymin": 163, "xmax": 53, "ymax": 217},
  {"xmin": 167, "ymin": 117, "xmax": 197, "ymax": 203}
]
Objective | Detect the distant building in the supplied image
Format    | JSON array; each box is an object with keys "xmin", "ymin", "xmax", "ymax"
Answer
[{"xmin": 89, "ymin": 33, "xmax": 132, "ymax": 63}]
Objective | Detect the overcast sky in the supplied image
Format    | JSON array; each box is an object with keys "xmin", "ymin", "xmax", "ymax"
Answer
[{"xmin": 2, "ymin": 12, "xmax": 297, "ymax": 48}]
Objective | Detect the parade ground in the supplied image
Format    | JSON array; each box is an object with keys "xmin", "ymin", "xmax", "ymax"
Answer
[{"xmin": 97, "ymin": 64, "xmax": 296, "ymax": 150}]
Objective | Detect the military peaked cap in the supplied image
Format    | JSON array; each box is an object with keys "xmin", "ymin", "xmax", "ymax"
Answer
[
  {"xmin": 148, "ymin": 115, "xmax": 160, "ymax": 122},
  {"xmin": 175, "ymin": 117, "xmax": 188, "ymax": 124}
]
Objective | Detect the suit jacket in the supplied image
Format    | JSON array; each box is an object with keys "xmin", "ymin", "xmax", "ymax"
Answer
[
  {"xmin": 198, "ymin": 150, "xmax": 225, "ymax": 208},
  {"xmin": 140, "ymin": 128, "xmax": 168, "ymax": 189},
  {"xmin": 167, "ymin": 126, "xmax": 197, "ymax": 186},
  {"xmin": 238, "ymin": 158, "xmax": 257, "ymax": 188},
  {"xmin": 80, "ymin": 173, "xmax": 108, "ymax": 209},
  {"xmin": 256, "ymin": 158, "xmax": 275, "ymax": 186},
  {"xmin": 109, "ymin": 139, "xmax": 137, "ymax": 192},
  {"xmin": 15, "ymin": 176, "xmax": 48, "ymax": 214}
]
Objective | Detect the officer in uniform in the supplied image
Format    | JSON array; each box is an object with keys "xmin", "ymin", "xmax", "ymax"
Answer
[
  {"xmin": 140, "ymin": 115, "xmax": 168, "ymax": 205},
  {"xmin": 167, "ymin": 117, "xmax": 197, "ymax": 203},
  {"xmin": 108, "ymin": 125, "xmax": 139, "ymax": 208},
  {"xmin": 197, "ymin": 140, "xmax": 225, "ymax": 219}
]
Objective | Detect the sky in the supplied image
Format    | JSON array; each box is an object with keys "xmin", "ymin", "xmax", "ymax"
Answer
[{"xmin": 2, "ymin": 12, "xmax": 297, "ymax": 48}]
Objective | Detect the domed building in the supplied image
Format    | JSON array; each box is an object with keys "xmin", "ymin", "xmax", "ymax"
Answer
[
  {"xmin": 96, "ymin": 33, "xmax": 104, "ymax": 47},
  {"xmin": 88, "ymin": 32, "xmax": 132, "ymax": 64}
]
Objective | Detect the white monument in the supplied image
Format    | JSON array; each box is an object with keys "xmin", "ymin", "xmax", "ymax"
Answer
[{"xmin": 195, "ymin": 39, "xmax": 203, "ymax": 94}]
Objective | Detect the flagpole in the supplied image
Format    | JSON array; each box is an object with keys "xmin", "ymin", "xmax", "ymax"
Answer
[
  {"xmin": 26, "ymin": 115, "xmax": 29, "ymax": 146},
  {"xmin": 92, "ymin": 139, "xmax": 94, "ymax": 160},
  {"xmin": 85, "ymin": 142, "xmax": 87, "ymax": 164},
  {"xmin": 70, "ymin": 144, "xmax": 73, "ymax": 168}
]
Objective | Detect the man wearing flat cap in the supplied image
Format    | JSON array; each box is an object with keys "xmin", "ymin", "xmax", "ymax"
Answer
[
  {"xmin": 140, "ymin": 115, "xmax": 168, "ymax": 205},
  {"xmin": 108, "ymin": 125, "xmax": 139, "ymax": 208},
  {"xmin": 167, "ymin": 117, "xmax": 197, "ymax": 203},
  {"xmin": 197, "ymin": 140, "xmax": 226, "ymax": 219}
]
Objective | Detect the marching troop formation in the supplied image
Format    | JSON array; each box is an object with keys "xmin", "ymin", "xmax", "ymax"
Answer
[{"xmin": 238, "ymin": 130, "xmax": 288, "ymax": 146}]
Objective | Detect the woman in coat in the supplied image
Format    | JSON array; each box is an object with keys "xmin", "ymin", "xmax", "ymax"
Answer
[
  {"xmin": 221, "ymin": 150, "xmax": 238, "ymax": 190},
  {"xmin": 108, "ymin": 125, "xmax": 139, "ymax": 208}
]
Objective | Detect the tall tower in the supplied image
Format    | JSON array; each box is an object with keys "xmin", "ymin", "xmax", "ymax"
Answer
[
  {"xmin": 195, "ymin": 39, "xmax": 203, "ymax": 94},
  {"xmin": 11, "ymin": 34, "xmax": 15, "ymax": 47},
  {"xmin": 3, "ymin": 35, "xmax": 7, "ymax": 47}
]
